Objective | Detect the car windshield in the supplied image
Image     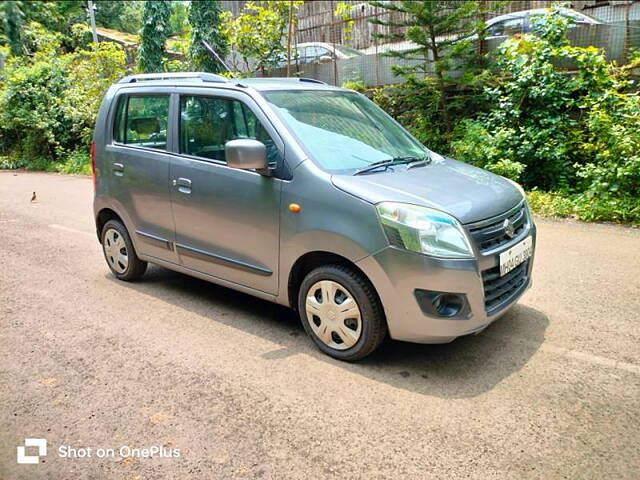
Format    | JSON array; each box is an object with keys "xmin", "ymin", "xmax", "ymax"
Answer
[{"xmin": 263, "ymin": 90, "xmax": 428, "ymax": 174}]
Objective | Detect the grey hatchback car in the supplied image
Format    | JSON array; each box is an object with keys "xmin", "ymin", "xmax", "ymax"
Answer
[{"xmin": 93, "ymin": 72, "xmax": 535, "ymax": 361}]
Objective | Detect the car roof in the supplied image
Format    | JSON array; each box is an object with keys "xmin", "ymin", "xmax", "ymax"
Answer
[
  {"xmin": 239, "ymin": 77, "xmax": 343, "ymax": 91},
  {"xmin": 487, "ymin": 7, "xmax": 601, "ymax": 25},
  {"xmin": 115, "ymin": 73, "xmax": 344, "ymax": 92}
]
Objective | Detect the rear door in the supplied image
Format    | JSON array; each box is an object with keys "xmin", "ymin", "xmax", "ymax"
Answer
[
  {"xmin": 169, "ymin": 89, "xmax": 284, "ymax": 294},
  {"xmin": 105, "ymin": 89, "xmax": 179, "ymax": 263}
]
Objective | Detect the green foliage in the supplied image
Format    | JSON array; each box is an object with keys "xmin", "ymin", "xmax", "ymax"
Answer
[
  {"xmin": 22, "ymin": 0, "xmax": 85, "ymax": 37},
  {"xmin": 526, "ymin": 190, "xmax": 640, "ymax": 225},
  {"xmin": 222, "ymin": 1, "xmax": 302, "ymax": 74},
  {"xmin": 526, "ymin": 190, "xmax": 575, "ymax": 218},
  {"xmin": 448, "ymin": 5, "xmax": 640, "ymax": 223},
  {"xmin": 571, "ymin": 193, "xmax": 640, "ymax": 225},
  {"xmin": 3, "ymin": 0, "xmax": 24, "ymax": 56},
  {"xmin": 334, "ymin": 2, "xmax": 354, "ymax": 46},
  {"xmin": 369, "ymin": 0, "xmax": 494, "ymax": 133},
  {"xmin": 169, "ymin": 1, "xmax": 190, "ymax": 36},
  {"xmin": 64, "ymin": 42, "xmax": 127, "ymax": 147},
  {"xmin": 138, "ymin": 0, "xmax": 171, "ymax": 73},
  {"xmin": 576, "ymin": 91, "xmax": 640, "ymax": 198},
  {"xmin": 0, "ymin": 39, "xmax": 126, "ymax": 163},
  {"xmin": 0, "ymin": 44, "xmax": 69, "ymax": 159},
  {"xmin": 57, "ymin": 149, "xmax": 92, "ymax": 175},
  {"xmin": 342, "ymin": 80, "xmax": 367, "ymax": 92},
  {"xmin": 95, "ymin": 1, "xmax": 145, "ymax": 35},
  {"xmin": 21, "ymin": 21, "xmax": 66, "ymax": 57},
  {"xmin": 69, "ymin": 23, "xmax": 94, "ymax": 51},
  {"xmin": 188, "ymin": 0, "xmax": 228, "ymax": 73}
]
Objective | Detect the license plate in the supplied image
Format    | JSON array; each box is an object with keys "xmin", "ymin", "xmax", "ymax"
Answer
[{"xmin": 499, "ymin": 236, "xmax": 533, "ymax": 276}]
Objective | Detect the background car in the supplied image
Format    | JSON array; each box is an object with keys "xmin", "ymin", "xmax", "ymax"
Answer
[
  {"xmin": 276, "ymin": 42, "xmax": 364, "ymax": 67},
  {"xmin": 483, "ymin": 7, "xmax": 601, "ymax": 40}
]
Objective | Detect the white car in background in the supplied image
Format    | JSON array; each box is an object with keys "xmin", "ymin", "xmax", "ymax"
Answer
[
  {"xmin": 291, "ymin": 42, "xmax": 364, "ymax": 65},
  {"xmin": 482, "ymin": 7, "xmax": 601, "ymax": 40},
  {"xmin": 363, "ymin": 7, "xmax": 602, "ymax": 55}
]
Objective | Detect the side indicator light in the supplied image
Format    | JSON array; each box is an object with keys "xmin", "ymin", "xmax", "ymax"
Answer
[{"xmin": 288, "ymin": 203, "xmax": 301, "ymax": 213}]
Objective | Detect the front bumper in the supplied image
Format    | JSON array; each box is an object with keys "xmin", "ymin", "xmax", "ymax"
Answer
[{"xmin": 356, "ymin": 222, "xmax": 536, "ymax": 344}]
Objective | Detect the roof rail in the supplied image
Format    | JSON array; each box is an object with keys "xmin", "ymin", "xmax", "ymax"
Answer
[
  {"xmin": 298, "ymin": 77, "xmax": 326, "ymax": 85},
  {"xmin": 118, "ymin": 72, "xmax": 228, "ymax": 84}
]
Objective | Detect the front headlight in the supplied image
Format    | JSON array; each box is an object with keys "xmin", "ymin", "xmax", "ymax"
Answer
[{"xmin": 376, "ymin": 202, "xmax": 474, "ymax": 259}]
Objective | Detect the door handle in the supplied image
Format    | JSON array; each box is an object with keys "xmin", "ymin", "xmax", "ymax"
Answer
[
  {"xmin": 112, "ymin": 162, "xmax": 124, "ymax": 177},
  {"xmin": 176, "ymin": 177, "xmax": 192, "ymax": 194}
]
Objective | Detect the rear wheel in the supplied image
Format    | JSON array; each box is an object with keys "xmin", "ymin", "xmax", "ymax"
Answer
[
  {"xmin": 298, "ymin": 265, "xmax": 387, "ymax": 361},
  {"xmin": 101, "ymin": 219, "xmax": 147, "ymax": 281}
]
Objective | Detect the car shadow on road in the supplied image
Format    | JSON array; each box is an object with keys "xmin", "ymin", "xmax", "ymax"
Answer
[{"xmin": 108, "ymin": 265, "xmax": 549, "ymax": 399}]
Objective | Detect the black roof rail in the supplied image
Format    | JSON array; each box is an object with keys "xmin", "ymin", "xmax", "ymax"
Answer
[
  {"xmin": 117, "ymin": 72, "xmax": 228, "ymax": 84},
  {"xmin": 298, "ymin": 77, "xmax": 327, "ymax": 85}
]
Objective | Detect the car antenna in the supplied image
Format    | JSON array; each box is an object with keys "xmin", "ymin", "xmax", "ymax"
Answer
[{"xmin": 201, "ymin": 40, "xmax": 233, "ymax": 74}]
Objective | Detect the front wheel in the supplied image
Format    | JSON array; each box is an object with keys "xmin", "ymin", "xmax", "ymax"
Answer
[{"xmin": 298, "ymin": 265, "xmax": 387, "ymax": 361}]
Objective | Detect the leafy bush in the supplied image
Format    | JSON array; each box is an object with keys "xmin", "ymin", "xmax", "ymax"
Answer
[
  {"xmin": 447, "ymin": 6, "xmax": 640, "ymax": 223},
  {"xmin": 526, "ymin": 190, "xmax": 640, "ymax": 226},
  {"xmin": 526, "ymin": 191, "xmax": 575, "ymax": 218},
  {"xmin": 0, "ymin": 29, "xmax": 126, "ymax": 166},
  {"xmin": 222, "ymin": 1, "xmax": 302, "ymax": 74},
  {"xmin": 452, "ymin": 9, "xmax": 595, "ymax": 189}
]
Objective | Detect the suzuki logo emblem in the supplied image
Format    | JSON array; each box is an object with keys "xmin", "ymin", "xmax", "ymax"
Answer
[{"xmin": 503, "ymin": 218, "xmax": 515, "ymax": 238}]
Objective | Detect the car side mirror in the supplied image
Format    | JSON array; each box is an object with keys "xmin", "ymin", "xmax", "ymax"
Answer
[
  {"xmin": 225, "ymin": 139, "xmax": 270, "ymax": 175},
  {"xmin": 319, "ymin": 55, "xmax": 332, "ymax": 64}
]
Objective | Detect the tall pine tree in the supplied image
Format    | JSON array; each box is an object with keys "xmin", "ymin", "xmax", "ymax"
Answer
[
  {"xmin": 189, "ymin": 0, "xmax": 228, "ymax": 73},
  {"xmin": 369, "ymin": 0, "xmax": 488, "ymax": 132},
  {"xmin": 138, "ymin": 0, "xmax": 171, "ymax": 73}
]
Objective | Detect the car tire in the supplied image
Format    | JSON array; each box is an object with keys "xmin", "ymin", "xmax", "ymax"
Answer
[
  {"xmin": 298, "ymin": 265, "xmax": 387, "ymax": 361},
  {"xmin": 101, "ymin": 219, "xmax": 147, "ymax": 281}
]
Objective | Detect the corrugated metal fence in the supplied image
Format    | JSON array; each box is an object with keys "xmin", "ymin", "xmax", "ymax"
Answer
[{"xmin": 244, "ymin": 0, "xmax": 640, "ymax": 86}]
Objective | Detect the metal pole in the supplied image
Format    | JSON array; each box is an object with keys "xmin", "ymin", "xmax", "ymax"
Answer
[
  {"xmin": 87, "ymin": 0, "xmax": 99, "ymax": 45},
  {"xmin": 287, "ymin": 0, "xmax": 293, "ymax": 77},
  {"xmin": 202, "ymin": 40, "xmax": 233, "ymax": 73},
  {"xmin": 623, "ymin": 0, "xmax": 631, "ymax": 64}
]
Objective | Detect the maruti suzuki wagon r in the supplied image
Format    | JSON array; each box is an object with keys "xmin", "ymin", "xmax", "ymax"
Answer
[{"xmin": 92, "ymin": 72, "xmax": 535, "ymax": 361}]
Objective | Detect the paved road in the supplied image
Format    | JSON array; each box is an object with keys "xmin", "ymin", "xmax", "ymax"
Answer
[{"xmin": 1, "ymin": 171, "xmax": 639, "ymax": 480}]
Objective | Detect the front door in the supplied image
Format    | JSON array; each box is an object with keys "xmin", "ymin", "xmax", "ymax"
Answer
[{"xmin": 169, "ymin": 90, "xmax": 283, "ymax": 295}]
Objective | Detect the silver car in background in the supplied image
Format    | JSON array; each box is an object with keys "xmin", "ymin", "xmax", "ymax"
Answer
[{"xmin": 92, "ymin": 73, "xmax": 535, "ymax": 361}]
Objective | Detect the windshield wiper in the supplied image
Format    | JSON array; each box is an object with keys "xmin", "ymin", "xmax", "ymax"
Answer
[{"xmin": 353, "ymin": 156, "xmax": 428, "ymax": 176}]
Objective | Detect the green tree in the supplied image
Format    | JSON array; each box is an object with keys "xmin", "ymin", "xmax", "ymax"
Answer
[
  {"xmin": 95, "ymin": 1, "xmax": 145, "ymax": 35},
  {"xmin": 169, "ymin": 1, "xmax": 189, "ymax": 37},
  {"xmin": 222, "ymin": 1, "xmax": 302, "ymax": 74},
  {"xmin": 188, "ymin": 0, "xmax": 228, "ymax": 73},
  {"xmin": 369, "ymin": 1, "xmax": 491, "ymax": 133},
  {"xmin": 138, "ymin": 0, "xmax": 171, "ymax": 73},
  {"xmin": 3, "ymin": 0, "xmax": 24, "ymax": 56}
]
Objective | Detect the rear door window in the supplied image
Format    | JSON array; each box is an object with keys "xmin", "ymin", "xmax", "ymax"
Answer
[{"xmin": 113, "ymin": 95, "xmax": 169, "ymax": 150}]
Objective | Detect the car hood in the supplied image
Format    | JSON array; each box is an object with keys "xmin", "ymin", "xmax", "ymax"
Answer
[{"xmin": 331, "ymin": 156, "xmax": 523, "ymax": 224}]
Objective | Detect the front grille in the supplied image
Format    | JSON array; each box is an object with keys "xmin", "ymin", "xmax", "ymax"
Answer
[
  {"xmin": 468, "ymin": 203, "xmax": 528, "ymax": 253},
  {"xmin": 482, "ymin": 260, "xmax": 529, "ymax": 314}
]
